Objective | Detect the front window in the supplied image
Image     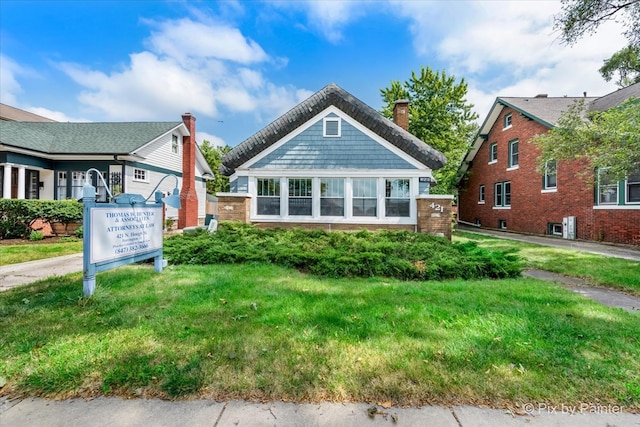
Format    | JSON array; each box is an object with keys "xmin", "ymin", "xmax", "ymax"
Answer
[
  {"xmin": 385, "ymin": 178, "xmax": 410, "ymax": 217},
  {"xmin": 626, "ymin": 170, "xmax": 640, "ymax": 204},
  {"xmin": 598, "ymin": 169, "xmax": 618, "ymax": 205},
  {"xmin": 257, "ymin": 178, "xmax": 280, "ymax": 215},
  {"xmin": 320, "ymin": 178, "xmax": 344, "ymax": 216},
  {"xmin": 494, "ymin": 181, "xmax": 511, "ymax": 207},
  {"xmin": 71, "ymin": 171, "xmax": 85, "ymax": 200},
  {"xmin": 544, "ymin": 160, "xmax": 557, "ymax": 190},
  {"xmin": 27, "ymin": 170, "xmax": 39, "ymax": 199},
  {"xmin": 288, "ymin": 178, "xmax": 312, "ymax": 216},
  {"xmin": 352, "ymin": 178, "xmax": 377, "ymax": 217},
  {"xmin": 508, "ymin": 140, "xmax": 519, "ymax": 168},
  {"xmin": 57, "ymin": 172, "xmax": 67, "ymax": 200}
]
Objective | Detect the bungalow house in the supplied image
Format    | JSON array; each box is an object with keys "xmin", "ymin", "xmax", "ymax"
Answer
[
  {"xmin": 0, "ymin": 107, "xmax": 214, "ymax": 229},
  {"xmin": 457, "ymin": 83, "xmax": 640, "ymax": 245},
  {"xmin": 217, "ymin": 83, "xmax": 454, "ymax": 238}
]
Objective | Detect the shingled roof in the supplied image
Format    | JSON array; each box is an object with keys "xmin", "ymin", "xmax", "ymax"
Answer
[
  {"xmin": 0, "ymin": 121, "xmax": 183, "ymax": 155},
  {"xmin": 220, "ymin": 83, "xmax": 446, "ymax": 176},
  {"xmin": 589, "ymin": 82, "xmax": 640, "ymax": 112}
]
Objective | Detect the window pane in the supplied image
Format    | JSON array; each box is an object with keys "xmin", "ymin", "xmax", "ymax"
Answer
[
  {"xmin": 321, "ymin": 178, "xmax": 344, "ymax": 216},
  {"xmin": 289, "ymin": 178, "xmax": 312, "ymax": 216},
  {"xmin": 504, "ymin": 182, "xmax": 511, "ymax": 206},
  {"xmin": 353, "ymin": 198, "xmax": 377, "ymax": 217},
  {"xmin": 353, "ymin": 178, "xmax": 376, "ymax": 197},
  {"xmin": 495, "ymin": 183, "xmax": 503, "ymax": 206},
  {"xmin": 479, "ymin": 185, "xmax": 485, "ymax": 202},
  {"xmin": 257, "ymin": 197, "xmax": 280, "ymax": 215},
  {"xmin": 509, "ymin": 141, "xmax": 518, "ymax": 166},
  {"xmin": 257, "ymin": 178, "xmax": 280, "ymax": 215},
  {"xmin": 628, "ymin": 184, "xmax": 640, "ymax": 203},
  {"xmin": 598, "ymin": 169, "xmax": 618, "ymax": 204},
  {"xmin": 385, "ymin": 179, "xmax": 410, "ymax": 198},
  {"xmin": 385, "ymin": 199, "xmax": 410, "ymax": 217}
]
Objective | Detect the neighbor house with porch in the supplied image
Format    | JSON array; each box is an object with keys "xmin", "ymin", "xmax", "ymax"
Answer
[
  {"xmin": 218, "ymin": 83, "xmax": 454, "ymax": 238},
  {"xmin": 0, "ymin": 108, "xmax": 213, "ymax": 229}
]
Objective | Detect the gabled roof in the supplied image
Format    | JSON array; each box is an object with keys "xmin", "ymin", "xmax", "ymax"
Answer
[
  {"xmin": 589, "ymin": 82, "xmax": 640, "ymax": 112},
  {"xmin": 0, "ymin": 103, "xmax": 55, "ymax": 122},
  {"xmin": 0, "ymin": 121, "xmax": 183, "ymax": 155},
  {"xmin": 220, "ymin": 83, "xmax": 446, "ymax": 176}
]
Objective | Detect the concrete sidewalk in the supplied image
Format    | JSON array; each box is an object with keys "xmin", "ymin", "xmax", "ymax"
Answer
[
  {"xmin": 0, "ymin": 253, "xmax": 83, "ymax": 292},
  {"xmin": 1, "ymin": 396, "xmax": 638, "ymax": 427}
]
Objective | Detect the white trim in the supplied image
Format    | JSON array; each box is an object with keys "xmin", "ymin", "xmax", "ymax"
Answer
[
  {"xmin": 236, "ymin": 106, "xmax": 431, "ymax": 171},
  {"xmin": 492, "ymin": 206, "xmax": 511, "ymax": 210},
  {"xmin": 238, "ymin": 168, "xmax": 432, "ymax": 179},
  {"xmin": 488, "ymin": 160, "xmax": 497, "ymax": 165},
  {"xmin": 132, "ymin": 168, "xmax": 149, "ymax": 183},
  {"xmin": 216, "ymin": 192, "xmax": 252, "ymax": 198},
  {"xmin": 503, "ymin": 125, "xmax": 512, "ymax": 130},
  {"xmin": 416, "ymin": 194, "xmax": 454, "ymax": 200},
  {"xmin": 477, "ymin": 201, "xmax": 485, "ymax": 205},
  {"xmin": 593, "ymin": 205, "xmax": 640, "ymax": 210},
  {"xmin": 131, "ymin": 123, "xmax": 188, "ymax": 156},
  {"xmin": 506, "ymin": 166, "xmax": 519, "ymax": 171},
  {"xmin": 541, "ymin": 189, "xmax": 557, "ymax": 194}
]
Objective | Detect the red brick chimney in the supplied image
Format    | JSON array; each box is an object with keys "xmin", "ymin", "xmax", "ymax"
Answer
[
  {"xmin": 393, "ymin": 99, "xmax": 409, "ymax": 131},
  {"xmin": 178, "ymin": 113, "xmax": 198, "ymax": 228}
]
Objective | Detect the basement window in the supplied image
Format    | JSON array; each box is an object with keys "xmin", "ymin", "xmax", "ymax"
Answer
[{"xmin": 323, "ymin": 117, "xmax": 341, "ymax": 137}]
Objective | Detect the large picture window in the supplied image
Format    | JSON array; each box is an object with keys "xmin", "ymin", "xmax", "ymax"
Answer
[
  {"xmin": 352, "ymin": 178, "xmax": 377, "ymax": 217},
  {"xmin": 320, "ymin": 178, "xmax": 344, "ymax": 216},
  {"xmin": 257, "ymin": 178, "xmax": 280, "ymax": 215},
  {"xmin": 288, "ymin": 178, "xmax": 312, "ymax": 216},
  {"xmin": 385, "ymin": 178, "xmax": 410, "ymax": 217}
]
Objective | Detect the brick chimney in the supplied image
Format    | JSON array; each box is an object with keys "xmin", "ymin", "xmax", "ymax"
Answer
[
  {"xmin": 393, "ymin": 99, "xmax": 409, "ymax": 131},
  {"xmin": 178, "ymin": 113, "xmax": 198, "ymax": 228}
]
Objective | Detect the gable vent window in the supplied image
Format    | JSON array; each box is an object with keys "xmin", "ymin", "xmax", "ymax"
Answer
[
  {"xmin": 323, "ymin": 117, "xmax": 341, "ymax": 137},
  {"xmin": 171, "ymin": 134, "xmax": 179, "ymax": 154}
]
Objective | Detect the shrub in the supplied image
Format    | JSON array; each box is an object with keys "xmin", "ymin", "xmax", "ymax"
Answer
[
  {"xmin": 74, "ymin": 226, "xmax": 83, "ymax": 238},
  {"xmin": 29, "ymin": 230, "xmax": 45, "ymax": 241},
  {"xmin": 0, "ymin": 199, "xmax": 83, "ymax": 239},
  {"xmin": 164, "ymin": 222, "xmax": 522, "ymax": 281}
]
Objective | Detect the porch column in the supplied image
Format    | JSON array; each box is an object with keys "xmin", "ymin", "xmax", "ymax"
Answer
[
  {"xmin": 17, "ymin": 166, "xmax": 26, "ymax": 199},
  {"xmin": 2, "ymin": 164, "xmax": 12, "ymax": 199}
]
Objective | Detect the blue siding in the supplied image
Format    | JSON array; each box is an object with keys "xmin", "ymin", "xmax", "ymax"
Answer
[
  {"xmin": 231, "ymin": 176, "xmax": 248, "ymax": 193},
  {"xmin": 249, "ymin": 118, "xmax": 417, "ymax": 170}
]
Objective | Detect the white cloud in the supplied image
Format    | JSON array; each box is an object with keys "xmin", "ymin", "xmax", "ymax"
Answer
[
  {"xmin": 144, "ymin": 18, "xmax": 268, "ymax": 65},
  {"xmin": 392, "ymin": 0, "xmax": 626, "ymax": 121},
  {"xmin": 26, "ymin": 107, "xmax": 86, "ymax": 122},
  {"xmin": 0, "ymin": 54, "xmax": 23, "ymax": 105},
  {"xmin": 197, "ymin": 131, "xmax": 227, "ymax": 148}
]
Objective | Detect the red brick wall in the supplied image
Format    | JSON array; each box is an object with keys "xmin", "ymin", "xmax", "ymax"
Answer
[{"xmin": 458, "ymin": 106, "xmax": 640, "ymax": 245}]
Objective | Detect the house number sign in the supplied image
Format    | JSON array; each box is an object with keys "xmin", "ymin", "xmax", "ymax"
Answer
[{"xmin": 430, "ymin": 202, "xmax": 444, "ymax": 213}]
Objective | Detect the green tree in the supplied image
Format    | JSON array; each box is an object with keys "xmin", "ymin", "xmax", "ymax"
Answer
[
  {"xmin": 380, "ymin": 66, "xmax": 479, "ymax": 194},
  {"xmin": 200, "ymin": 140, "xmax": 232, "ymax": 194},
  {"xmin": 554, "ymin": 0, "xmax": 640, "ymax": 48},
  {"xmin": 599, "ymin": 45, "xmax": 640, "ymax": 87},
  {"xmin": 532, "ymin": 97, "xmax": 640, "ymax": 181}
]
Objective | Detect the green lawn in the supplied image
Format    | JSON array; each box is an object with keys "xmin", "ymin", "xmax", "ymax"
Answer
[
  {"xmin": 454, "ymin": 231, "xmax": 640, "ymax": 296},
  {"xmin": 1, "ymin": 263, "xmax": 638, "ymax": 409},
  {"xmin": 0, "ymin": 238, "xmax": 82, "ymax": 266}
]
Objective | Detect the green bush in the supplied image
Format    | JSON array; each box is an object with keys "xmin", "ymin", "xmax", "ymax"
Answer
[
  {"xmin": 29, "ymin": 230, "xmax": 45, "ymax": 241},
  {"xmin": 74, "ymin": 226, "xmax": 83, "ymax": 238},
  {"xmin": 0, "ymin": 199, "xmax": 83, "ymax": 239},
  {"xmin": 164, "ymin": 222, "xmax": 522, "ymax": 281}
]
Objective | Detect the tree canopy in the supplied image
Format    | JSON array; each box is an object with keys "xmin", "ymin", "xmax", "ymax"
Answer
[
  {"xmin": 599, "ymin": 45, "xmax": 640, "ymax": 87},
  {"xmin": 380, "ymin": 66, "xmax": 478, "ymax": 194},
  {"xmin": 554, "ymin": 0, "xmax": 640, "ymax": 48},
  {"xmin": 199, "ymin": 140, "xmax": 231, "ymax": 194},
  {"xmin": 532, "ymin": 97, "xmax": 640, "ymax": 181}
]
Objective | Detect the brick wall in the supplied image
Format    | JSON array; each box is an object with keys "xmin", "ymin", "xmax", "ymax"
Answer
[
  {"xmin": 178, "ymin": 113, "xmax": 199, "ymax": 229},
  {"xmin": 216, "ymin": 193, "xmax": 251, "ymax": 223},
  {"xmin": 458, "ymin": 106, "xmax": 640, "ymax": 245},
  {"xmin": 417, "ymin": 195, "xmax": 454, "ymax": 239}
]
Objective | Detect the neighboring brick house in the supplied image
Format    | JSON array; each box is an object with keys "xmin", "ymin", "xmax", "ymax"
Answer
[
  {"xmin": 457, "ymin": 83, "xmax": 640, "ymax": 245},
  {"xmin": 0, "ymin": 110, "xmax": 213, "ymax": 229},
  {"xmin": 218, "ymin": 83, "xmax": 455, "ymax": 238}
]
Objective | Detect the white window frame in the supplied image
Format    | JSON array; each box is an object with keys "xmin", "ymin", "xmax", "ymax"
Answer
[
  {"xmin": 133, "ymin": 168, "xmax": 148, "ymax": 183},
  {"xmin": 542, "ymin": 160, "xmax": 557, "ymax": 192},
  {"xmin": 507, "ymin": 139, "xmax": 519, "ymax": 169},
  {"xmin": 320, "ymin": 178, "xmax": 345, "ymax": 217},
  {"xmin": 352, "ymin": 178, "xmax": 378, "ymax": 217},
  {"xmin": 385, "ymin": 178, "xmax": 411, "ymax": 217},
  {"xmin": 171, "ymin": 134, "xmax": 179, "ymax": 154},
  {"xmin": 626, "ymin": 171, "xmax": 640, "ymax": 204},
  {"xmin": 478, "ymin": 184, "xmax": 485, "ymax": 204},
  {"xmin": 323, "ymin": 117, "xmax": 341, "ymax": 137},
  {"xmin": 597, "ymin": 168, "xmax": 618, "ymax": 205},
  {"xmin": 288, "ymin": 177, "xmax": 313, "ymax": 216},
  {"xmin": 256, "ymin": 177, "xmax": 281, "ymax": 216},
  {"xmin": 503, "ymin": 113, "xmax": 512, "ymax": 130},
  {"xmin": 493, "ymin": 181, "xmax": 511, "ymax": 209},
  {"xmin": 489, "ymin": 142, "xmax": 497, "ymax": 164}
]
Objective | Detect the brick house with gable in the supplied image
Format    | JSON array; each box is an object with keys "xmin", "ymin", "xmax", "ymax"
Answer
[{"xmin": 457, "ymin": 84, "xmax": 640, "ymax": 245}]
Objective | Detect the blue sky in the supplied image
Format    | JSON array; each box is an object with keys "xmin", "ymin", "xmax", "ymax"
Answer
[{"xmin": 0, "ymin": 1, "xmax": 625, "ymax": 148}]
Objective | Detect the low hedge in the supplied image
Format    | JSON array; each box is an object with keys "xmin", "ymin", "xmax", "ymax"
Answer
[
  {"xmin": 0, "ymin": 199, "xmax": 83, "ymax": 239},
  {"xmin": 164, "ymin": 222, "xmax": 522, "ymax": 281}
]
